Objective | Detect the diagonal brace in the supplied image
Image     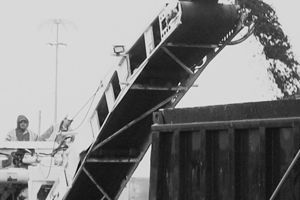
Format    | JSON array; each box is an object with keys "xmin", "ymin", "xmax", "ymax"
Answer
[
  {"xmin": 162, "ymin": 46, "xmax": 193, "ymax": 75},
  {"xmin": 92, "ymin": 93, "xmax": 179, "ymax": 152},
  {"xmin": 83, "ymin": 167, "xmax": 112, "ymax": 200}
]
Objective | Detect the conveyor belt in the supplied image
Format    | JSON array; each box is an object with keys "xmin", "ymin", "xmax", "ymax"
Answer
[{"xmin": 63, "ymin": 1, "xmax": 241, "ymax": 199}]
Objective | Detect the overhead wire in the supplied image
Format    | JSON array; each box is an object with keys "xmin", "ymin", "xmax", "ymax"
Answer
[
  {"xmin": 41, "ymin": 77, "xmax": 104, "ymax": 178},
  {"xmin": 69, "ymin": 65, "xmax": 114, "ymax": 130},
  {"xmin": 71, "ymin": 86, "xmax": 100, "ymax": 121},
  {"xmin": 38, "ymin": 55, "xmax": 115, "ymax": 181},
  {"xmin": 71, "ymin": 85, "xmax": 101, "ymax": 131},
  {"xmin": 67, "ymin": 62, "xmax": 116, "ymax": 132}
]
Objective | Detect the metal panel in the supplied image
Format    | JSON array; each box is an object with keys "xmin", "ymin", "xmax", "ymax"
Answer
[
  {"xmin": 144, "ymin": 26, "xmax": 155, "ymax": 56},
  {"xmin": 150, "ymin": 100, "xmax": 300, "ymax": 200}
]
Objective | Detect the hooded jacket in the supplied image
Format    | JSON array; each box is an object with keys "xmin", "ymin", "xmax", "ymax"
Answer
[{"xmin": 5, "ymin": 115, "xmax": 38, "ymax": 141}]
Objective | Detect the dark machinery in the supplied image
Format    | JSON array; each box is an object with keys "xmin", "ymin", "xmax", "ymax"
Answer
[{"xmin": 63, "ymin": 1, "xmax": 244, "ymax": 199}]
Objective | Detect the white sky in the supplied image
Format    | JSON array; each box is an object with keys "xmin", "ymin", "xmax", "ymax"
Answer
[{"xmin": 0, "ymin": 0, "xmax": 299, "ymax": 177}]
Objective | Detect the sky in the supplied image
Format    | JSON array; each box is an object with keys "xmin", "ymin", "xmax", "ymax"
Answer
[{"xmin": 0, "ymin": 0, "xmax": 299, "ymax": 177}]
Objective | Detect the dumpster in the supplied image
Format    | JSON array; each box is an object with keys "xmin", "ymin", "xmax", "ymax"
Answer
[{"xmin": 149, "ymin": 100, "xmax": 300, "ymax": 200}]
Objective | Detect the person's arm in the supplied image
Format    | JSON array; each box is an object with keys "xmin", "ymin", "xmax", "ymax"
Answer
[
  {"xmin": 5, "ymin": 134, "xmax": 12, "ymax": 141},
  {"xmin": 38, "ymin": 125, "xmax": 54, "ymax": 141},
  {"xmin": 5, "ymin": 130, "xmax": 14, "ymax": 141}
]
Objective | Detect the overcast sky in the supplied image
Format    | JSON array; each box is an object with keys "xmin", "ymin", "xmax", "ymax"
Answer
[{"xmin": 0, "ymin": 0, "xmax": 299, "ymax": 177}]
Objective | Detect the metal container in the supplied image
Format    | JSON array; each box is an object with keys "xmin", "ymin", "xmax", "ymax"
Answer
[{"xmin": 149, "ymin": 100, "xmax": 300, "ymax": 200}]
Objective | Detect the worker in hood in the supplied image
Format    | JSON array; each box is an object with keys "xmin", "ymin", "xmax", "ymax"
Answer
[
  {"xmin": 5, "ymin": 115, "xmax": 38, "ymax": 141},
  {"xmin": 40, "ymin": 117, "xmax": 75, "ymax": 142}
]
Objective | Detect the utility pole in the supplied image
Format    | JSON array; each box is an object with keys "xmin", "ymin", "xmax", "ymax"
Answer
[
  {"xmin": 38, "ymin": 110, "xmax": 42, "ymax": 136},
  {"xmin": 48, "ymin": 19, "xmax": 67, "ymax": 126}
]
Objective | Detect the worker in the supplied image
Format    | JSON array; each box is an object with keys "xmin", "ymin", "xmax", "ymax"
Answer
[
  {"xmin": 41, "ymin": 117, "xmax": 74, "ymax": 142},
  {"xmin": 5, "ymin": 115, "xmax": 38, "ymax": 141}
]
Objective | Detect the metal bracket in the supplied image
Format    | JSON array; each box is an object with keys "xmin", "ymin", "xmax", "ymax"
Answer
[
  {"xmin": 166, "ymin": 42, "xmax": 220, "ymax": 49},
  {"xmin": 86, "ymin": 158, "xmax": 138, "ymax": 163},
  {"xmin": 131, "ymin": 84, "xmax": 187, "ymax": 91}
]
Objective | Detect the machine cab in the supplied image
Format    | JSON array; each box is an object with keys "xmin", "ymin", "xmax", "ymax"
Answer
[{"xmin": 0, "ymin": 141, "xmax": 71, "ymax": 200}]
